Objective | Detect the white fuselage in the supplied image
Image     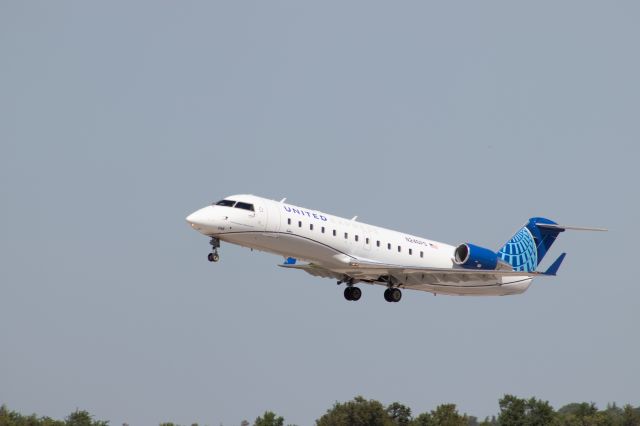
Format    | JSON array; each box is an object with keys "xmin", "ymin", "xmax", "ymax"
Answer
[{"xmin": 186, "ymin": 194, "xmax": 532, "ymax": 296}]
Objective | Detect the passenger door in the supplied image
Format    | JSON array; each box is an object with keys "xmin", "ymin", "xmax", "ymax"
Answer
[
  {"xmin": 265, "ymin": 202, "xmax": 281, "ymax": 235},
  {"xmin": 234, "ymin": 201, "xmax": 266, "ymax": 231}
]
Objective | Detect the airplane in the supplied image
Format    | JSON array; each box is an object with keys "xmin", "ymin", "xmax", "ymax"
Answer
[{"xmin": 186, "ymin": 194, "xmax": 605, "ymax": 302}]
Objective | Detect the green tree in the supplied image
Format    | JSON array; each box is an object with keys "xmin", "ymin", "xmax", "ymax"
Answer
[
  {"xmin": 498, "ymin": 395, "xmax": 527, "ymax": 426},
  {"xmin": 41, "ymin": 418, "xmax": 65, "ymax": 426},
  {"xmin": 387, "ymin": 403, "xmax": 412, "ymax": 426},
  {"xmin": 430, "ymin": 404, "xmax": 467, "ymax": 426},
  {"xmin": 479, "ymin": 416, "xmax": 497, "ymax": 426},
  {"xmin": 0, "ymin": 405, "xmax": 66, "ymax": 426},
  {"xmin": 574, "ymin": 403, "xmax": 598, "ymax": 419},
  {"xmin": 254, "ymin": 411, "xmax": 284, "ymax": 426},
  {"xmin": 410, "ymin": 412, "xmax": 433, "ymax": 426},
  {"xmin": 410, "ymin": 404, "xmax": 467, "ymax": 426},
  {"xmin": 602, "ymin": 403, "xmax": 623, "ymax": 425},
  {"xmin": 496, "ymin": 395, "xmax": 556, "ymax": 426},
  {"xmin": 65, "ymin": 410, "xmax": 108, "ymax": 426},
  {"xmin": 621, "ymin": 405, "xmax": 640, "ymax": 426},
  {"xmin": 523, "ymin": 397, "xmax": 555, "ymax": 425},
  {"xmin": 315, "ymin": 396, "xmax": 393, "ymax": 426},
  {"xmin": 555, "ymin": 402, "xmax": 610, "ymax": 426},
  {"xmin": 558, "ymin": 403, "xmax": 598, "ymax": 418}
]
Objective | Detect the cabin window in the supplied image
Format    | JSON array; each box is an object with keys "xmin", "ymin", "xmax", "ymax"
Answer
[
  {"xmin": 235, "ymin": 202, "xmax": 254, "ymax": 211},
  {"xmin": 409, "ymin": 248, "xmax": 413, "ymax": 255},
  {"xmin": 310, "ymin": 224, "xmax": 314, "ymax": 231},
  {"xmin": 377, "ymin": 240, "xmax": 380, "ymax": 247},
  {"xmin": 333, "ymin": 229, "xmax": 337, "ymax": 236},
  {"xmin": 215, "ymin": 199, "xmax": 236, "ymax": 207},
  {"xmin": 366, "ymin": 237, "xmax": 370, "ymax": 244},
  {"xmin": 355, "ymin": 235, "xmax": 359, "ymax": 242},
  {"xmin": 321, "ymin": 226, "xmax": 325, "ymax": 233},
  {"xmin": 344, "ymin": 232, "xmax": 348, "ymax": 239},
  {"xmin": 398, "ymin": 246, "xmax": 401, "ymax": 253},
  {"xmin": 298, "ymin": 221, "xmax": 302, "ymax": 228},
  {"xmin": 287, "ymin": 218, "xmax": 291, "ymax": 225},
  {"xmin": 387, "ymin": 243, "xmax": 391, "ymax": 250},
  {"xmin": 420, "ymin": 251, "xmax": 424, "ymax": 258}
]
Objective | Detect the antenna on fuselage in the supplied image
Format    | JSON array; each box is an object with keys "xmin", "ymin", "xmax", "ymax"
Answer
[
  {"xmin": 280, "ymin": 198, "xmax": 287, "ymax": 203},
  {"xmin": 351, "ymin": 216, "xmax": 358, "ymax": 221}
]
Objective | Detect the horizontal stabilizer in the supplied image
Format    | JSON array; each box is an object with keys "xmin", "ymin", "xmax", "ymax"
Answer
[
  {"xmin": 543, "ymin": 253, "xmax": 566, "ymax": 276},
  {"xmin": 536, "ymin": 224, "xmax": 608, "ymax": 232}
]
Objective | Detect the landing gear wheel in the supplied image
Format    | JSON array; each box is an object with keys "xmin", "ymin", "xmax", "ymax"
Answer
[
  {"xmin": 384, "ymin": 288, "xmax": 392, "ymax": 302},
  {"xmin": 390, "ymin": 288, "xmax": 402, "ymax": 302},
  {"xmin": 208, "ymin": 237, "xmax": 221, "ymax": 263},
  {"xmin": 350, "ymin": 287, "xmax": 361, "ymax": 301},
  {"xmin": 384, "ymin": 288, "xmax": 402, "ymax": 302},
  {"xmin": 344, "ymin": 287, "xmax": 362, "ymax": 301},
  {"xmin": 344, "ymin": 287, "xmax": 353, "ymax": 301}
]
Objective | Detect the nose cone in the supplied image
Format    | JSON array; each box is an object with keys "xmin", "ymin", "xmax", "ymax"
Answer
[
  {"xmin": 185, "ymin": 211, "xmax": 200, "ymax": 224},
  {"xmin": 186, "ymin": 207, "xmax": 214, "ymax": 231}
]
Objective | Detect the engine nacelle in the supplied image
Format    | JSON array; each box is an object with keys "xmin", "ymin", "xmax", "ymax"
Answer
[{"xmin": 453, "ymin": 243, "xmax": 499, "ymax": 270}]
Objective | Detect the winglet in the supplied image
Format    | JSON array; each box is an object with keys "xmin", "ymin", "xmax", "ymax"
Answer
[
  {"xmin": 283, "ymin": 257, "xmax": 297, "ymax": 265},
  {"xmin": 543, "ymin": 253, "xmax": 566, "ymax": 276}
]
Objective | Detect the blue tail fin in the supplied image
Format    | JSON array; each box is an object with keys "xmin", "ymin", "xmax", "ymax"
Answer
[{"xmin": 497, "ymin": 217, "xmax": 563, "ymax": 272}]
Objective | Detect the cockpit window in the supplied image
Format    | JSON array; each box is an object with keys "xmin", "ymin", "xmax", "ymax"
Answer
[
  {"xmin": 215, "ymin": 199, "xmax": 236, "ymax": 207},
  {"xmin": 235, "ymin": 202, "xmax": 254, "ymax": 212}
]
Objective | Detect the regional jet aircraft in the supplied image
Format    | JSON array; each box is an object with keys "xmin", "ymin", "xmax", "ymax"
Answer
[{"xmin": 186, "ymin": 195, "xmax": 605, "ymax": 302}]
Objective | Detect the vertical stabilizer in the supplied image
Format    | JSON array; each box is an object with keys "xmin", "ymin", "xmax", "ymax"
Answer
[{"xmin": 497, "ymin": 217, "xmax": 563, "ymax": 272}]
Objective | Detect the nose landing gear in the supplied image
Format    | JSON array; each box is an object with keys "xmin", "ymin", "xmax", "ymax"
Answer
[{"xmin": 208, "ymin": 237, "xmax": 220, "ymax": 262}]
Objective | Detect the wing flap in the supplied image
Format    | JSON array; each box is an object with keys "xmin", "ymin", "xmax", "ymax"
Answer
[
  {"xmin": 279, "ymin": 260, "xmax": 539, "ymax": 285},
  {"xmin": 349, "ymin": 261, "xmax": 541, "ymax": 278}
]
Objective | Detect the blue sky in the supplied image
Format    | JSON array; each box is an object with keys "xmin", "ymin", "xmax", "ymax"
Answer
[{"xmin": 1, "ymin": 2, "xmax": 638, "ymax": 425}]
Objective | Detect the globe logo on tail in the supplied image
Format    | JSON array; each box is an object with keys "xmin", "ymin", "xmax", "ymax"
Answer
[{"xmin": 497, "ymin": 227, "xmax": 538, "ymax": 272}]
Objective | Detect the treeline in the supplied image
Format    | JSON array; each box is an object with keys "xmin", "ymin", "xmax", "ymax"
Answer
[
  {"xmin": 0, "ymin": 406, "xmax": 107, "ymax": 426},
  {"xmin": 310, "ymin": 396, "xmax": 640, "ymax": 426},
  {"xmin": 2, "ymin": 395, "xmax": 640, "ymax": 426}
]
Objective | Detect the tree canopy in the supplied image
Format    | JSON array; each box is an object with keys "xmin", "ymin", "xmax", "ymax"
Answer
[
  {"xmin": 2, "ymin": 395, "xmax": 639, "ymax": 426},
  {"xmin": 254, "ymin": 411, "xmax": 284, "ymax": 426}
]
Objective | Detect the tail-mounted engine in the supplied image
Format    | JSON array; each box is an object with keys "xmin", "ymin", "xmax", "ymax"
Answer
[{"xmin": 453, "ymin": 243, "xmax": 499, "ymax": 270}]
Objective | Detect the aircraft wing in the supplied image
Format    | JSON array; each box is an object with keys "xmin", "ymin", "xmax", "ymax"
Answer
[
  {"xmin": 278, "ymin": 262, "xmax": 344, "ymax": 280},
  {"xmin": 279, "ymin": 259, "xmax": 546, "ymax": 287},
  {"xmin": 349, "ymin": 262, "xmax": 539, "ymax": 285},
  {"xmin": 351, "ymin": 263, "xmax": 541, "ymax": 277}
]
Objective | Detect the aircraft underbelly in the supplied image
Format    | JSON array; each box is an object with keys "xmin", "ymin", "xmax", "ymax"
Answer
[{"xmin": 221, "ymin": 231, "xmax": 338, "ymax": 263}]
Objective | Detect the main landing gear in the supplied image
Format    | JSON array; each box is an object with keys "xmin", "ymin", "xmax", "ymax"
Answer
[
  {"xmin": 339, "ymin": 278, "xmax": 362, "ymax": 302},
  {"xmin": 339, "ymin": 278, "xmax": 402, "ymax": 303},
  {"xmin": 207, "ymin": 237, "xmax": 220, "ymax": 262},
  {"xmin": 384, "ymin": 288, "xmax": 402, "ymax": 303},
  {"xmin": 344, "ymin": 286, "xmax": 362, "ymax": 301}
]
